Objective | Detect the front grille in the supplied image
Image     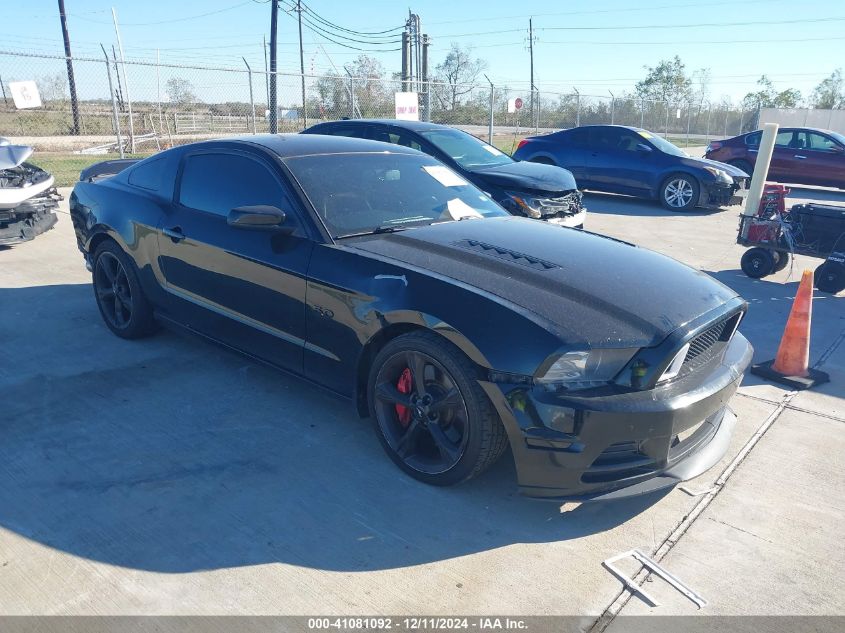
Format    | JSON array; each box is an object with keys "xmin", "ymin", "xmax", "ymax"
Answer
[{"xmin": 535, "ymin": 191, "xmax": 583, "ymax": 217}]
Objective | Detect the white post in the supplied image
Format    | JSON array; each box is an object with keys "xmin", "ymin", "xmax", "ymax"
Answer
[
  {"xmin": 156, "ymin": 48, "xmax": 163, "ymax": 139},
  {"xmin": 743, "ymin": 122, "xmax": 779, "ymax": 218},
  {"xmin": 112, "ymin": 8, "xmax": 134, "ymax": 153}
]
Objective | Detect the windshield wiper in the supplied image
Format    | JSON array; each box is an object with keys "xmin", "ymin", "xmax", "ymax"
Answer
[{"xmin": 335, "ymin": 224, "xmax": 411, "ymax": 239}]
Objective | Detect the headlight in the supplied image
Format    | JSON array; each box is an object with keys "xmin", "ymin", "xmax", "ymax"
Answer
[
  {"xmin": 535, "ymin": 348, "xmax": 638, "ymax": 391},
  {"xmin": 503, "ymin": 191, "xmax": 543, "ymax": 219},
  {"xmin": 702, "ymin": 166, "xmax": 732, "ymax": 182}
]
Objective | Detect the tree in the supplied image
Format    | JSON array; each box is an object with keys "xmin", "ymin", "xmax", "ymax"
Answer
[
  {"xmin": 434, "ymin": 43, "xmax": 487, "ymax": 110},
  {"xmin": 36, "ymin": 74, "xmax": 67, "ymax": 103},
  {"xmin": 810, "ymin": 69, "xmax": 845, "ymax": 109},
  {"xmin": 634, "ymin": 56, "xmax": 692, "ymax": 105},
  {"xmin": 345, "ymin": 54, "xmax": 387, "ymax": 117},
  {"xmin": 741, "ymin": 75, "xmax": 801, "ymax": 109},
  {"xmin": 166, "ymin": 77, "xmax": 196, "ymax": 105}
]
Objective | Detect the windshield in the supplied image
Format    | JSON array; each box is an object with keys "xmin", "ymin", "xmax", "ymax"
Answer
[
  {"xmin": 419, "ymin": 129, "xmax": 513, "ymax": 170},
  {"xmin": 637, "ymin": 130, "xmax": 687, "ymax": 157},
  {"xmin": 285, "ymin": 153, "xmax": 507, "ymax": 238}
]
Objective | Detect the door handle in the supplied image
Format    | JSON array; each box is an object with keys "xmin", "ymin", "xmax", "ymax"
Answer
[
  {"xmin": 163, "ymin": 226, "xmax": 185, "ymax": 242},
  {"xmin": 749, "ymin": 149, "xmax": 758, "ymax": 153},
  {"xmin": 794, "ymin": 155, "xmax": 807, "ymax": 159}
]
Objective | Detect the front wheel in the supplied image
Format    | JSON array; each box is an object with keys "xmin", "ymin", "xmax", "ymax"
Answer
[
  {"xmin": 815, "ymin": 262, "xmax": 845, "ymax": 294},
  {"xmin": 660, "ymin": 174, "xmax": 699, "ymax": 211},
  {"xmin": 368, "ymin": 332, "xmax": 508, "ymax": 486}
]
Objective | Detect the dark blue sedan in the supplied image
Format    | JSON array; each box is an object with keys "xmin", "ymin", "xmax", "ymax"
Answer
[{"xmin": 513, "ymin": 125, "xmax": 750, "ymax": 211}]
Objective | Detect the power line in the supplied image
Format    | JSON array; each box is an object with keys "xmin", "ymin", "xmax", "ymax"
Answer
[
  {"xmin": 298, "ymin": 0, "xmax": 405, "ymax": 36},
  {"xmin": 538, "ymin": 15, "xmax": 845, "ymax": 31},
  {"xmin": 70, "ymin": 1, "xmax": 255, "ymax": 26}
]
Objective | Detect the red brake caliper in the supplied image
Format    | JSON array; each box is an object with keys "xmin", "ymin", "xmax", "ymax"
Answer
[{"xmin": 395, "ymin": 368, "xmax": 413, "ymax": 427}]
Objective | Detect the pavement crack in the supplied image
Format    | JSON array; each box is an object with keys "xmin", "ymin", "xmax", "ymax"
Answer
[{"xmin": 705, "ymin": 517, "xmax": 775, "ymax": 544}]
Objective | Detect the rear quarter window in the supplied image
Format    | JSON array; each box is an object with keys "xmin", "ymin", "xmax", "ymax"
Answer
[
  {"xmin": 745, "ymin": 132, "xmax": 761, "ymax": 146},
  {"xmin": 127, "ymin": 156, "xmax": 166, "ymax": 191}
]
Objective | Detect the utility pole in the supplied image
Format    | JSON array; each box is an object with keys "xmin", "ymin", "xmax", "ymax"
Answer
[
  {"xmin": 269, "ymin": 0, "xmax": 278, "ymax": 134},
  {"xmin": 58, "ymin": 0, "xmax": 81, "ymax": 135},
  {"xmin": 296, "ymin": 0, "xmax": 306, "ymax": 127},
  {"xmin": 528, "ymin": 18, "xmax": 535, "ymax": 130},
  {"xmin": 421, "ymin": 34, "xmax": 430, "ymax": 121},
  {"xmin": 263, "ymin": 36, "xmax": 269, "ymax": 110},
  {"xmin": 401, "ymin": 30, "xmax": 410, "ymax": 91}
]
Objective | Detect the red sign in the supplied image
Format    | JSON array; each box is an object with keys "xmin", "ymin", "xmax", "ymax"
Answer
[{"xmin": 514, "ymin": 97, "xmax": 523, "ymax": 110}]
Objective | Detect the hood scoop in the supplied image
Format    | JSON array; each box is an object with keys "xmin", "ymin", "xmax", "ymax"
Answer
[{"xmin": 454, "ymin": 239, "xmax": 559, "ymax": 271}]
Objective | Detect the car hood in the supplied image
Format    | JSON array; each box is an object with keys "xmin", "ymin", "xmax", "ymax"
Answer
[
  {"xmin": 349, "ymin": 217, "xmax": 738, "ymax": 348},
  {"xmin": 470, "ymin": 160, "xmax": 578, "ymax": 192},
  {"xmin": 0, "ymin": 142, "xmax": 33, "ymax": 170},
  {"xmin": 680, "ymin": 154, "xmax": 749, "ymax": 177}
]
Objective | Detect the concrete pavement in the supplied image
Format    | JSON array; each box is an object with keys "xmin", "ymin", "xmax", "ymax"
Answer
[{"xmin": 0, "ymin": 187, "xmax": 841, "ymax": 621}]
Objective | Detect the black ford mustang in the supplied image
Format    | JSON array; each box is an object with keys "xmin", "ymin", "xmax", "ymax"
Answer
[{"xmin": 69, "ymin": 134, "xmax": 752, "ymax": 501}]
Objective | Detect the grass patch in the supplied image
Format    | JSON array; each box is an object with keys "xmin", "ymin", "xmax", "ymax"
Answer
[{"xmin": 30, "ymin": 153, "xmax": 153, "ymax": 187}]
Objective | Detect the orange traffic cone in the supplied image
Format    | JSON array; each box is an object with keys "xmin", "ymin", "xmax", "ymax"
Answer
[{"xmin": 751, "ymin": 269, "xmax": 829, "ymax": 390}]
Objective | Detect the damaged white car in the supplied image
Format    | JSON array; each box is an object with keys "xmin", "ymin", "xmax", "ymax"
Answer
[{"xmin": 0, "ymin": 137, "xmax": 60, "ymax": 246}]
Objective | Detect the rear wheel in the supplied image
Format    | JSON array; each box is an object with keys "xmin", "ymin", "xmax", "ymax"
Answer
[
  {"xmin": 773, "ymin": 251, "xmax": 790, "ymax": 273},
  {"xmin": 741, "ymin": 247, "xmax": 775, "ymax": 278},
  {"xmin": 368, "ymin": 332, "xmax": 508, "ymax": 486},
  {"xmin": 92, "ymin": 240, "xmax": 157, "ymax": 339},
  {"xmin": 660, "ymin": 174, "xmax": 699, "ymax": 211},
  {"xmin": 729, "ymin": 159, "xmax": 754, "ymax": 176},
  {"xmin": 815, "ymin": 262, "xmax": 845, "ymax": 294}
]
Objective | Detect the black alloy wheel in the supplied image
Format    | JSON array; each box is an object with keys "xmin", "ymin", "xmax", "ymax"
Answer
[
  {"xmin": 95, "ymin": 251, "xmax": 133, "ymax": 330},
  {"xmin": 368, "ymin": 332, "xmax": 507, "ymax": 486},
  {"xmin": 92, "ymin": 241, "xmax": 157, "ymax": 339}
]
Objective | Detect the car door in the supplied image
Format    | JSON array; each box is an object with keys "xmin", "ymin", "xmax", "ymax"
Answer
[
  {"xmin": 157, "ymin": 146, "xmax": 314, "ymax": 373},
  {"xmin": 768, "ymin": 129, "xmax": 802, "ymax": 182},
  {"xmin": 584, "ymin": 127, "xmax": 653, "ymax": 195},
  {"xmin": 554, "ymin": 127, "xmax": 592, "ymax": 184},
  {"xmin": 799, "ymin": 131, "xmax": 845, "ymax": 187}
]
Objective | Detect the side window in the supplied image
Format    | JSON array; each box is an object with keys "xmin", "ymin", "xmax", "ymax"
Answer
[
  {"xmin": 745, "ymin": 132, "xmax": 761, "ymax": 147},
  {"xmin": 128, "ymin": 156, "xmax": 166, "ymax": 191},
  {"xmin": 807, "ymin": 132, "xmax": 839, "ymax": 152},
  {"xmin": 387, "ymin": 130, "xmax": 422, "ymax": 151},
  {"xmin": 775, "ymin": 130, "xmax": 795, "ymax": 148},
  {"xmin": 616, "ymin": 132, "xmax": 642, "ymax": 152},
  {"xmin": 178, "ymin": 153, "xmax": 291, "ymax": 217},
  {"xmin": 325, "ymin": 125, "xmax": 370, "ymax": 140},
  {"xmin": 568, "ymin": 127, "xmax": 589, "ymax": 145},
  {"xmin": 591, "ymin": 127, "xmax": 624, "ymax": 150}
]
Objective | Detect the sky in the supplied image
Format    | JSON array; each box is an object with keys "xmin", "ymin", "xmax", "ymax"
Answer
[{"xmin": 2, "ymin": 0, "xmax": 844, "ymax": 104}]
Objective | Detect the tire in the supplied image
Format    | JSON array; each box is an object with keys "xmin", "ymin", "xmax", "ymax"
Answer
[
  {"xmin": 815, "ymin": 262, "xmax": 845, "ymax": 294},
  {"xmin": 729, "ymin": 159, "xmax": 754, "ymax": 177},
  {"xmin": 741, "ymin": 247, "xmax": 775, "ymax": 279},
  {"xmin": 660, "ymin": 174, "xmax": 700, "ymax": 211},
  {"xmin": 773, "ymin": 251, "xmax": 790, "ymax": 273},
  {"xmin": 367, "ymin": 331, "xmax": 508, "ymax": 487},
  {"xmin": 92, "ymin": 239, "xmax": 158, "ymax": 339}
]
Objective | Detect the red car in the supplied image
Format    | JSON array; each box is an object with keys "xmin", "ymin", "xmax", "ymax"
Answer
[{"xmin": 705, "ymin": 127, "xmax": 845, "ymax": 189}]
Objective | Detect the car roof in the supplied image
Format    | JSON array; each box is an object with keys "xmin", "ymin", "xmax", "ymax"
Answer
[
  {"xmin": 307, "ymin": 119, "xmax": 454, "ymax": 133},
  {"xmin": 195, "ymin": 133, "xmax": 421, "ymax": 158}
]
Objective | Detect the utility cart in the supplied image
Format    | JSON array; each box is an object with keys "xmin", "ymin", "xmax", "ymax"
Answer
[{"xmin": 737, "ymin": 184, "xmax": 845, "ymax": 294}]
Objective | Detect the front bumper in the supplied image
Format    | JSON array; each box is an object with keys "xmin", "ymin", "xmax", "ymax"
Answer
[
  {"xmin": 700, "ymin": 176, "xmax": 749, "ymax": 208},
  {"xmin": 0, "ymin": 191, "xmax": 60, "ymax": 246},
  {"xmin": 545, "ymin": 208, "xmax": 586, "ymax": 229},
  {"xmin": 480, "ymin": 332, "xmax": 752, "ymax": 501}
]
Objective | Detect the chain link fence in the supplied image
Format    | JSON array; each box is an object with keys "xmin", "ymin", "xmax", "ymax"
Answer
[{"xmin": 0, "ymin": 49, "xmax": 809, "ymax": 184}]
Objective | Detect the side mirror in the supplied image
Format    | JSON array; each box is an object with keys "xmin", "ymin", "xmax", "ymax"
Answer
[
  {"xmin": 227, "ymin": 205, "xmax": 291, "ymax": 232},
  {"xmin": 636, "ymin": 143, "xmax": 653, "ymax": 153}
]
